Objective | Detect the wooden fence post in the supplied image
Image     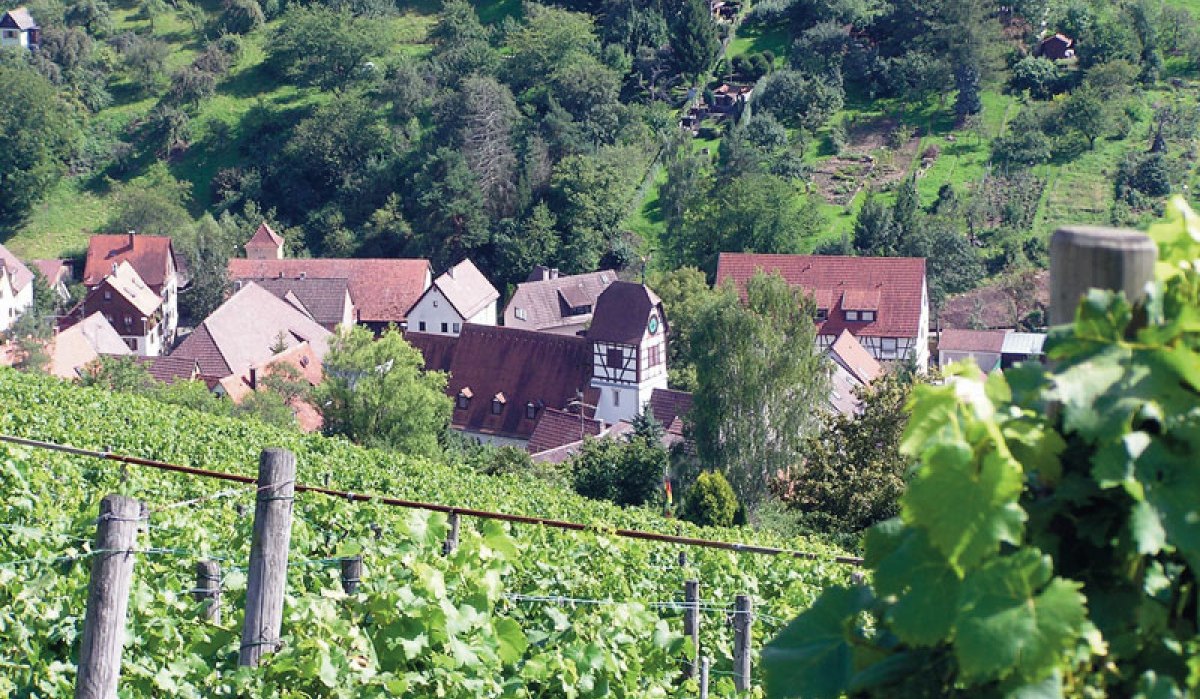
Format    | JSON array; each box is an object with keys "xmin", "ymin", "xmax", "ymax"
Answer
[
  {"xmin": 443, "ymin": 512, "xmax": 460, "ymax": 555},
  {"xmin": 1049, "ymin": 226, "xmax": 1157, "ymax": 326},
  {"xmin": 340, "ymin": 556, "xmax": 362, "ymax": 594},
  {"xmin": 194, "ymin": 560, "xmax": 221, "ymax": 624},
  {"xmin": 733, "ymin": 594, "xmax": 752, "ymax": 692},
  {"xmin": 683, "ymin": 579, "xmax": 700, "ymax": 679},
  {"xmin": 678, "ymin": 551, "xmax": 687, "ymax": 567},
  {"xmin": 239, "ymin": 449, "xmax": 296, "ymax": 667},
  {"xmin": 75, "ymin": 494, "xmax": 141, "ymax": 699},
  {"xmin": 699, "ymin": 656, "xmax": 710, "ymax": 699}
]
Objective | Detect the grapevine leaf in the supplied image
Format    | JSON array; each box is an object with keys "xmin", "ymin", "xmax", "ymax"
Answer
[
  {"xmin": 955, "ymin": 549, "xmax": 1087, "ymax": 684},
  {"xmin": 846, "ymin": 651, "xmax": 928, "ymax": 694},
  {"xmin": 1050, "ymin": 344, "xmax": 1130, "ymax": 440},
  {"xmin": 900, "ymin": 383, "xmax": 961, "ymax": 458},
  {"xmin": 873, "ymin": 529, "xmax": 961, "ymax": 646},
  {"xmin": 1002, "ymin": 420, "xmax": 1066, "ymax": 486},
  {"xmin": 763, "ymin": 586, "xmax": 870, "ymax": 699},
  {"xmin": 1135, "ymin": 439, "xmax": 1200, "ymax": 572},
  {"xmin": 903, "ymin": 442, "xmax": 1026, "ymax": 572},
  {"xmin": 493, "ymin": 618, "xmax": 527, "ymax": 665},
  {"xmin": 1128, "ymin": 500, "xmax": 1166, "ymax": 556},
  {"xmin": 1001, "ymin": 669, "xmax": 1063, "ymax": 699},
  {"xmin": 1134, "ymin": 671, "xmax": 1184, "ymax": 699}
]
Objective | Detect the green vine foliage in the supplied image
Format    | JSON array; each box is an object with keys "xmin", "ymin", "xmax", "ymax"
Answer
[{"xmin": 765, "ymin": 197, "xmax": 1200, "ymax": 698}]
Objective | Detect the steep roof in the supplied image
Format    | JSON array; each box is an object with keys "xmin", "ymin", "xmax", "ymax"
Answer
[
  {"xmin": 407, "ymin": 325, "xmax": 594, "ymax": 440},
  {"xmin": 431, "ymin": 259, "xmax": 499, "ymax": 320},
  {"xmin": 83, "ymin": 234, "xmax": 178, "ymax": 289},
  {"xmin": 829, "ymin": 363, "xmax": 864, "ymax": 416},
  {"xmin": 527, "ymin": 408, "xmax": 604, "ymax": 455},
  {"xmin": 588, "ymin": 282, "xmax": 665, "ymax": 345},
  {"xmin": 133, "ymin": 355, "xmax": 199, "ymax": 384},
  {"xmin": 242, "ymin": 277, "xmax": 352, "ymax": 328},
  {"xmin": 50, "ymin": 313, "xmax": 130, "ymax": 379},
  {"xmin": 30, "ymin": 259, "xmax": 70, "ymax": 286},
  {"xmin": 227, "ymin": 258, "xmax": 430, "ymax": 324},
  {"xmin": 938, "ymin": 328, "xmax": 1008, "ymax": 354},
  {"xmin": 2, "ymin": 7, "xmax": 37, "ymax": 29},
  {"xmin": 100, "ymin": 261, "xmax": 161, "ymax": 317},
  {"xmin": 715, "ymin": 253, "xmax": 927, "ymax": 338},
  {"xmin": 503, "ymin": 269, "xmax": 617, "ymax": 332},
  {"xmin": 827, "ymin": 329, "xmax": 883, "ymax": 385},
  {"xmin": 171, "ymin": 282, "xmax": 332, "ymax": 380},
  {"xmin": 217, "ymin": 342, "xmax": 325, "ymax": 432},
  {"xmin": 648, "ymin": 388, "xmax": 692, "ymax": 438},
  {"xmin": 0, "ymin": 244, "xmax": 33, "ymax": 293},
  {"xmin": 245, "ymin": 222, "xmax": 284, "ymax": 250}
]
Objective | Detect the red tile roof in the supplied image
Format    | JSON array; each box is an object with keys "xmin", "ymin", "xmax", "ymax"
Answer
[
  {"xmin": 134, "ymin": 355, "xmax": 199, "ymax": 384},
  {"xmin": 227, "ymin": 258, "xmax": 430, "ymax": 324},
  {"xmin": 827, "ymin": 329, "xmax": 883, "ymax": 385},
  {"xmin": 30, "ymin": 259, "xmax": 71, "ymax": 286},
  {"xmin": 715, "ymin": 253, "xmax": 927, "ymax": 339},
  {"xmin": 527, "ymin": 408, "xmax": 604, "ymax": 454},
  {"xmin": 245, "ymin": 222, "xmax": 284, "ymax": 251},
  {"xmin": 938, "ymin": 329, "xmax": 1008, "ymax": 354},
  {"xmin": 648, "ymin": 388, "xmax": 692, "ymax": 437},
  {"xmin": 588, "ymin": 282, "xmax": 666, "ymax": 345},
  {"xmin": 83, "ymin": 234, "xmax": 180, "ymax": 290},
  {"xmin": 406, "ymin": 325, "xmax": 594, "ymax": 440}
]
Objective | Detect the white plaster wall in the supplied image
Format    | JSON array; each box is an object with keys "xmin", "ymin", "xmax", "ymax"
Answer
[
  {"xmin": 408, "ymin": 287, "xmax": 466, "ymax": 335},
  {"xmin": 465, "ymin": 300, "xmax": 496, "ymax": 327}
]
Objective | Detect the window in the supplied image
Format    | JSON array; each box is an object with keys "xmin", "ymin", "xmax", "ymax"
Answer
[
  {"xmin": 124, "ymin": 315, "xmax": 132, "ymax": 327},
  {"xmin": 646, "ymin": 344, "xmax": 662, "ymax": 368},
  {"xmin": 815, "ymin": 308, "xmax": 828, "ymax": 322},
  {"xmin": 514, "ymin": 308, "xmax": 527, "ymax": 321},
  {"xmin": 2, "ymin": 30, "xmax": 15, "ymax": 39},
  {"xmin": 441, "ymin": 322, "xmax": 448, "ymax": 333},
  {"xmin": 456, "ymin": 393, "xmax": 469, "ymax": 410},
  {"xmin": 432, "ymin": 299, "xmax": 439, "ymax": 307},
  {"xmin": 418, "ymin": 321, "xmax": 427, "ymax": 332},
  {"xmin": 881, "ymin": 338, "xmax": 897, "ymax": 350},
  {"xmin": 612, "ymin": 390, "xmax": 621, "ymax": 407},
  {"xmin": 491, "ymin": 397, "xmax": 505, "ymax": 414},
  {"xmin": 525, "ymin": 402, "xmax": 538, "ymax": 420},
  {"xmin": 103, "ymin": 290, "xmax": 112, "ymax": 301},
  {"xmin": 845, "ymin": 310, "xmax": 859, "ymax": 321},
  {"xmin": 125, "ymin": 338, "xmax": 138, "ymax": 351},
  {"xmin": 606, "ymin": 347, "xmax": 624, "ymax": 368},
  {"xmin": 452, "ymin": 322, "xmax": 460, "ymax": 333},
  {"xmin": 861, "ymin": 311, "xmax": 876, "ymax": 322}
]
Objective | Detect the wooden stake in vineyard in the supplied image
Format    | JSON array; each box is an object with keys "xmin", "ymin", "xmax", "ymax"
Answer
[
  {"xmin": 76, "ymin": 494, "xmax": 142, "ymax": 699},
  {"xmin": 733, "ymin": 595, "xmax": 752, "ymax": 692},
  {"xmin": 239, "ymin": 449, "xmax": 296, "ymax": 667}
]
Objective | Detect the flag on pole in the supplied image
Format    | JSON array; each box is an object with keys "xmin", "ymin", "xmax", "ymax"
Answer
[{"xmin": 664, "ymin": 475, "xmax": 673, "ymax": 518}]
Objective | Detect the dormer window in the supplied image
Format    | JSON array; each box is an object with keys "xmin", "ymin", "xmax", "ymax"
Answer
[
  {"xmin": 845, "ymin": 310, "xmax": 859, "ymax": 321},
  {"xmin": 456, "ymin": 387, "xmax": 473, "ymax": 410},
  {"xmin": 525, "ymin": 402, "xmax": 539, "ymax": 420},
  {"xmin": 861, "ymin": 311, "xmax": 876, "ymax": 322},
  {"xmin": 491, "ymin": 392, "xmax": 506, "ymax": 415},
  {"xmin": 815, "ymin": 308, "xmax": 828, "ymax": 322}
]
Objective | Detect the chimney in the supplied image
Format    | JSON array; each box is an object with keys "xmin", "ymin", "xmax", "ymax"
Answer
[
  {"xmin": 248, "ymin": 367, "xmax": 258, "ymax": 390},
  {"xmin": 299, "ymin": 271, "xmax": 306, "ymax": 280},
  {"xmin": 447, "ymin": 264, "xmax": 456, "ymax": 279},
  {"xmin": 550, "ymin": 268, "xmax": 559, "ymax": 280},
  {"xmin": 127, "ymin": 231, "xmax": 135, "ymax": 247},
  {"xmin": 111, "ymin": 262, "xmax": 118, "ymax": 275}
]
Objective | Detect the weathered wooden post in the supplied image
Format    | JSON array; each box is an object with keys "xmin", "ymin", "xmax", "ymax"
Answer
[
  {"xmin": 733, "ymin": 594, "xmax": 752, "ymax": 692},
  {"xmin": 699, "ymin": 656, "xmax": 710, "ymax": 699},
  {"xmin": 683, "ymin": 579, "xmax": 700, "ymax": 679},
  {"xmin": 75, "ymin": 494, "xmax": 142, "ymax": 699},
  {"xmin": 678, "ymin": 551, "xmax": 687, "ymax": 567},
  {"xmin": 443, "ymin": 512, "xmax": 460, "ymax": 555},
  {"xmin": 340, "ymin": 556, "xmax": 362, "ymax": 594},
  {"xmin": 851, "ymin": 570, "xmax": 864, "ymax": 585},
  {"xmin": 1049, "ymin": 226, "xmax": 1157, "ymax": 325},
  {"xmin": 239, "ymin": 449, "xmax": 296, "ymax": 667},
  {"xmin": 194, "ymin": 560, "xmax": 221, "ymax": 624}
]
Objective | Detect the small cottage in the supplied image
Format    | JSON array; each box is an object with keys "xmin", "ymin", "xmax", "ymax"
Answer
[{"xmin": 0, "ymin": 7, "xmax": 38, "ymax": 49}]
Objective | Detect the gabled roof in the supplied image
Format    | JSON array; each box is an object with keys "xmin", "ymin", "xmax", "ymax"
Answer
[
  {"xmin": 228, "ymin": 258, "xmax": 430, "ymax": 324},
  {"xmin": 527, "ymin": 408, "xmax": 604, "ymax": 455},
  {"xmin": 503, "ymin": 269, "xmax": 617, "ymax": 332},
  {"xmin": 429, "ymin": 259, "xmax": 499, "ymax": 320},
  {"xmin": 827, "ymin": 330, "xmax": 882, "ymax": 385},
  {"xmin": 588, "ymin": 282, "xmax": 665, "ymax": 345},
  {"xmin": 1, "ymin": 7, "xmax": 37, "ymax": 29},
  {"xmin": 98, "ymin": 261, "xmax": 161, "ymax": 317},
  {"xmin": 170, "ymin": 283, "xmax": 332, "ymax": 380},
  {"xmin": 0, "ymin": 244, "xmax": 33, "ymax": 293},
  {"xmin": 648, "ymin": 388, "xmax": 692, "ymax": 438},
  {"xmin": 133, "ymin": 355, "xmax": 199, "ymax": 384},
  {"xmin": 83, "ymin": 234, "xmax": 179, "ymax": 289},
  {"xmin": 50, "ymin": 313, "xmax": 130, "ymax": 379},
  {"xmin": 406, "ymin": 325, "xmax": 595, "ymax": 440},
  {"xmin": 245, "ymin": 222, "xmax": 284, "ymax": 250},
  {"xmin": 715, "ymin": 253, "xmax": 927, "ymax": 338},
  {"xmin": 30, "ymin": 259, "xmax": 70, "ymax": 286},
  {"xmin": 939, "ymin": 328, "xmax": 1008, "ymax": 354},
  {"xmin": 241, "ymin": 277, "xmax": 352, "ymax": 328},
  {"xmin": 829, "ymin": 363, "xmax": 864, "ymax": 416},
  {"xmin": 218, "ymin": 342, "xmax": 325, "ymax": 432}
]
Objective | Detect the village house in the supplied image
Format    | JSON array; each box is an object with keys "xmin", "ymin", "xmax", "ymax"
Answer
[
  {"xmin": 170, "ymin": 282, "xmax": 332, "ymax": 386},
  {"xmin": 216, "ymin": 342, "xmax": 326, "ymax": 432},
  {"xmin": 82, "ymin": 234, "xmax": 186, "ymax": 346},
  {"xmin": 238, "ymin": 276, "xmax": 355, "ymax": 332},
  {"xmin": 502, "ymin": 266, "xmax": 618, "ymax": 336},
  {"xmin": 0, "ymin": 7, "xmax": 38, "ymax": 49},
  {"xmin": 406, "ymin": 259, "xmax": 499, "ymax": 336},
  {"xmin": 228, "ymin": 228, "xmax": 432, "ymax": 332},
  {"xmin": 78, "ymin": 261, "xmax": 165, "ymax": 356},
  {"xmin": 408, "ymin": 281, "xmax": 670, "ymax": 447},
  {"xmin": 716, "ymin": 253, "xmax": 931, "ymax": 371},
  {"xmin": 31, "ymin": 259, "xmax": 73, "ymax": 304},
  {"xmin": 938, "ymin": 328, "xmax": 1045, "ymax": 372},
  {"xmin": 710, "ymin": 84, "xmax": 753, "ymax": 113},
  {"xmin": 826, "ymin": 329, "xmax": 884, "ymax": 416},
  {"xmin": 0, "ymin": 244, "xmax": 33, "ymax": 333},
  {"xmin": 134, "ymin": 355, "xmax": 201, "ymax": 384},
  {"xmin": 50, "ymin": 312, "xmax": 131, "ymax": 379}
]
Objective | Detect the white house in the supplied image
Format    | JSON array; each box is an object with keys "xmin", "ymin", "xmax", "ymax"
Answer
[
  {"xmin": 0, "ymin": 244, "xmax": 34, "ymax": 333},
  {"xmin": 587, "ymin": 282, "xmax": 670, "ymax": 424},
  {"xmin": 406, "ymin": 259, "xmax": 499, "ymax": 336},
  {"xmin": 716, "ymin": 253, "xmax": 931, "ymax": 371},
  {"xmin": 0, "ymin": 7, "xmax": 38, "ymax": 49}
]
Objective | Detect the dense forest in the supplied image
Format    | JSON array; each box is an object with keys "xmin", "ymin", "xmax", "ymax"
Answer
[{"xmin": 2, "ymin": 0, "xmax": 1199, "ymax": 317}]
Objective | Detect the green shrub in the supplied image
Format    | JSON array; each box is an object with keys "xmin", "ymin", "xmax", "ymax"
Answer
[{"xmin": 681, "ymin": 471, "xmax": 738, "ymax": 527}]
